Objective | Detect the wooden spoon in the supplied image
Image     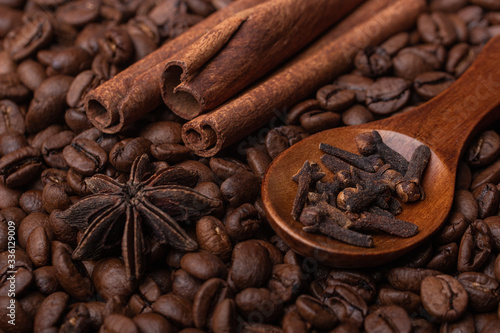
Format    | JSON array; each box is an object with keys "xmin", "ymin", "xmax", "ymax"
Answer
[{"xmin": 262, "ymin": 34, "xmax": 500, "ymax": 268}]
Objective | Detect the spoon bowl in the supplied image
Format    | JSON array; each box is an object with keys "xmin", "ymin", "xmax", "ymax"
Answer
[{"xmin": 262, "ymin": 35, "xmax": 500, "ymax": 268}]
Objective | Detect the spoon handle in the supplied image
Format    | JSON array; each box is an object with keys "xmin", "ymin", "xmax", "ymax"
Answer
[{"xmin": 377, "ymin": 34, "xmax": 500, "ymax": 164}]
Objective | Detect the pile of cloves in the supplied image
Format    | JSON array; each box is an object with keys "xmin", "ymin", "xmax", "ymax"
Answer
[{"xmin": 292, "ymin": 130, "xmax": 431, "ymax": 248}]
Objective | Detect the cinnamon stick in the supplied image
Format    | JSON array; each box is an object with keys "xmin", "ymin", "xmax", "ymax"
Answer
[
  {"xmin": 182, "ymin": 0, "xmax": 426, "ymax": 157},
  {"xmin": 161, "ymin": 0, "xmax": 365, "ymax": 120},
  {"xmin": 85, "ymin": 0, "xmax": 269, "ymax": 134}
]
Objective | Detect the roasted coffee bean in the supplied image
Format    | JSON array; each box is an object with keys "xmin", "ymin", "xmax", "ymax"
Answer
[
  {"xmin": 176, "ymin": 160, "xmax": 218, "ymax": 184},
  {"xmin": 229, "ymin": 240, "xmax": 272, "ymax": 290},
  {"xmin": 59, "ymin": 303, "xmax": 91, "ymax": 332},
  {"xmin": 484, "ymin": 216, "xmax": 500, "ymax": 251},
  {"xmin": 473, "ymin": 183, "xmax": 500, "ymax": 218},
  {"xmin": 109, "ymin": 137, "xmax": 152, "ymax": 172},
  {"xmin": 282, "ymin": 309, "xmax": 308, "ymax": 333},
  {"xmin": 387, "ymin": 267, "xmax": 440, "ymax": 293},
  {"xmin": 268, "ymin": 264, "xmax": 305, "ymax": 303},
  {"xmin": 41, "ymin": 130, "xmax": 75, "ymax": 169},
  {"xmin": 378, "ymin": 288, "xmax": 421, "ymax": 313},
  {"xmin": 66, "ymin": 70, "xmax": 102, "ymax": 109},
  {"xmin": 18, "ymin": 212, "xmax": 51, "ymax": 250},
  {"xmin": 430, "ymin": 0, "xmax": 468, "ymax": 12},
  {"xmin": 33, "ymin": 291, "xmax": 69, "ymax": 332},
  {"xmin": 471, "ymin": 0, "xmax": 500, "ymax": 10},
  {"xmin": 34, "ymin": 266, "xmax": 60, "ymax": 294},
  {"xmin": 436, "ymin": 211, "xmax": 470, "ymax": 244},
  {"xmin": 440, "ymin": 312, "xmax": 475, "ymax": 333},
  {"xmin": 211, "ymin": 298, "xmax": 237, "ymax": 333},
  {"xmin": 37, "ymin": 46, "xmax": 92, "ymax": 76},
  {"xmin": 0, "ymin": 72, "xmax": 30, "ymax": 102},
  {"xmin": 65, "ymin": 106, "xmax": 93, "ymax": 134},
  {"xmin": 364, "ymin": 305, "xmax": 411, "ymax": 333},
  {"xmin": 286, "ymin": 99, "xmax": 323, "ymax": 125},
  {"xmin": 172, "ymin": 268, "xmax": 202, "ymax": 301},
  {"xmin": 452, "ymin": 189, "xmax": 479, "ymax": 222},
  {"xmin": 380, "ymin": 32, "xmax": 409, "ymax": 56},
  {"xmin": 56, "ymin": 0, "xmax": 101, "ymax": 27},
  {"xmin": 399, "ymin": 241, "xmax": 433, "ymax": 268},
  {"xmin": 413, "ymin": 71, "xmax": 455, "ymax": 100},
  {"xmin": 151, "ymin": 143, "xmax": 191, "ymax": 163},
  {"xmin": 457, "ymin": 272, "xmax": 500, "ymax": 312},
  {"xmin": 26, "ymin": 75, "xmax": 74, "ymax": 133},
  {"xmin": 180, "ymin": 251, "xmax": 226, "ymax": 280},
  {"xmin": 246, "ymin": 147, "xmax": 271, "ymax": 181},
  {"xmin": 192, "ymin": 278, "xmax": 231, "ymax": 329},
  {"xmin": 3, "ymin": 13, "xmax": 53, "ymax": 61},
  {"xmin": 0, "ymin": 295, "xmax": 33, "ymax": 332},
  {"xmin": 101, "ymin": 314, "xmax": 139, "ymax": 333},
  {"xmin": 41, "ymin": 168, "xmax": 71, "ymax": 192},
  {"xmin": 421, "ymin": 274, "xmax": 468, "ymax": 322},
  {"xmin": 196, "ymin": 216, "xmax": 232, "ymax": 261},
  {"xmin": 0, "ymin": 100, "xmax": 25, "ymax": 135},
  {"xmin": 63, "ymin": 138, "xmax": 108, "ymax": 176},
  {"xmin": 0, "ymin": 266, "xmax": 33, "ymax": 296},
  {"xmin": 323, "ymin": 284, "xmax": 367, "ymax": 328},
  {"xmin": 0, "ymin": 130, "xmax": 27, "ymax": 155},
  {"xmin": 16, "ymin": 59, "xmax": 47, "ymax": 93},
  {"xmin": 31, "ymin": 124, "xmax": 64, "ymax": 150},
  {"xmin": 254, "ymin": 240, "xmax": 283, "ymax": 265},
  {"xmin": 265, "ymin": 126, "xmax": 308, "ymax": 159},
  {"xmin": 75, "ymin": 127, "xmax": 120, "ymax": 154},
  {"xmin": 0, "ymin": 146, "xmax": 42, "ymax": 188},
  {"xmin": 52, "ymin": 241, "xmax": 94, "ymax": 301},
  {"xmin": 0, "ymin": 184, "xmax": 21, "ymax": 209},
  {"xmin": 42, "ymin": 183, "xmax": 72, "ymax": 213},
  {"xmin": 458, "ymin": 219, "xmax": 493, "ymax": 272},
  {"xmin": 365, "ymin": 77, "xmax": 410, "ymax": 114},
  {"xmin": 341, "ymin": 105, "xmax": 374, "ymax": 126},
  {"xmin": 26, "ymin": 226, "xmax": 50, "ymax": 267},
  {"xmin": 327, "ymin": 270, "xmax": 377, "ymax": 304},
  {"xmin": 139, "ymin": 121, "xmax": 183, "ymax": 145},
  {"xmin": 209, "ymin": 156, "xmax": 250, "ymax": 180},
  {"xmin": 235, "ymin": 287, "xmax": 283, "ymax": 323},
  {"xmin": 335, "ymin": 74, "xmax": 374, "ymax": 103},
  {"xmin": 354, "ymin": 46, "xmax": 392, "ymax": 77},
  {"xmin": 299, "ymin": 110, "xmax": 341, "ymax": 134},
  {"xmin": 225, "ymin": 203, "xmax": 261, "ymax": 240},
  {"xmin": 92, "ymin": 257, "xmax": 135, "ymax": 301},
  {"xmin": 220, "ymin": 172, "xmax": 260, "ymax": 208},
  {"xmin": 91, "ymin": 53, "xmax": 120, "ymax": 79},
  {"xmin": 18, "ymin": 291, "xmax": 45, "ymax": 319},
  {"xmin": 471, "ymin": 159, "xmax": 500, "ymax": 190},
  {"xmin": 393, "ymin": 44, "xmax": 446, "ymax": 80},
  {"xmin": 66, "ymin": 168, "xmax": 91, "ymax": 197},
  {"xmin": 467, "ymin": 130, "xmax": 500, "ymax": 167},
  {"xmin": 0, "ymin": 6, "xmax": 22, "ymax": 38},
  {"xmin": 426, "ymin": 242, "xmax": 459, "ymax": 272},
  {"xmin": 316, "ymin": 84, "xmax": 356, "ymax": 112},
  {"xmin": 446, "ymin": 43, "xmax": 476, "ymax": 76},
  {"xmin": 133, "ymin": 312, "xmax": 173, "ymax": 333},
  {"xmin": 152, "ymin": 293, "xmax": 193, "ymax": 327},
  {"xmin": 418, "ymin": 12, "xmax": 457, "ymax": 46},
  {"xmin": 98, "ymin": 26, "xmax": 134, "ymax": 66}
]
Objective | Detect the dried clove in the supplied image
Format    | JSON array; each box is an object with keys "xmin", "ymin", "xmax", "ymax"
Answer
[
  {"xmin": 354, "ymin": 130, "xmax": 409, "ymax": 174},
  {"xmin": 319, "ymin": 143, "xmax": 383, "ymax": 172},
  {"xmin": 349, "ymin": 212, "xmax": 419, "ymax": 238},
  {"xmin": 337, "ymin": 182, "xmax": 391, "ymax": 213},
  {"xmin": 395, "ymin": 144, "xmax": 431, "ymax": 202},
  {"xmin": 291, "ymin": 161, "xmax": 325, "ymax": 220}
]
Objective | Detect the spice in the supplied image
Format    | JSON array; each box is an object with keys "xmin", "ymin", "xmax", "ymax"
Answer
[{"xmin": 395, "ymin": 144, "xmax": 431, "ymax": 202}]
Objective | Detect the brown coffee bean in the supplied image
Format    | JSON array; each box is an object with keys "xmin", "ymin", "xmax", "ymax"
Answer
[
  {"xmin": 66, "ymin": 70, "xmax": 102, "ymax": 108},
  {"xmin": 220, "ymin": 172, "xmax": 259, "ymax": 208},
  {"xmin": 418, "ymin": 12, "xmax": 457, "ymax": 46},
  {"xmin": 176, "ymin": 160, "xmax": 218, "ymax": 184},
  {"xmin": 355, "ymin": 46, "xmax": 392, "ymax": 77},
  {"xmin": 209, "ymin": 157, "xmax": 250, "ymax": 180},
  {"xmin": 151, "ymin": 143, "xmax": 191, "ymax": 163},
  {"xmin": 440, "ymin": 312, "xmax": 475, "ymax": 333},
  {"xmin": 0, "ymin": 131, "xmax": 27, "ymax": 156},
  {"xmin": 341, "ymin": 105, "xmax": 374, "ymax": 126},
  {"xmin": 452, "ymin": 189, "xmax": 479, "ymax": 222},
  {"xmin": 101, "ymin": 314, "xmax": 139, "ymax": 333},
  {"xmin": 16, "ymin": 59, "xmax": 46, "ymax": 93},
  {"xmin": 268, "ymin": 264, "xmax": 305, "ymax": 303},
  {"xmin": 380, "ymin": 32, "xmax": 409, "ymax": 56},
  {"xmin": 0, "ymin": 246, "xmax": 32, "ymax": 271},
  {"xmin": 387, "ymin": 267, "xmax": 441, "ymax": 293},
  {"xmin": 286, "ymin": 99, "xmax": 322, "ymax": 125},
  {"xmin": 413, "ymin": 71, "xmax": 455, "ymax": 100},
  {"xmin": 152, "ymin": 293, "xmax": 193, "ymax": 327},
  {"xmin": 421, "ymin": 274, "xmax": 468, "ymax": 322},
  {"xmin": 192, "ymin": 278, "xmax": 231, "ymax": 329},
  {"xmin": 458, "ymin": 219, "xmax": 493, "ymax": 272},
  {"xmin": 484, "ymin": 216, "xmax": 500, "ymax": 251},
  {"xmin": 52, "ymin": 241, "xmax": 94, "ymax": 301},
  {"xmin": 235, "ymin": 287, "xmax": 283, "ymax": 323},
  {"xmin": 299, "ymin": 110, "xmax": 341, "ymax": 134},
  {"xmin": 181, "ymin": 251, "xmax": 226, "ymax": 281},
  {"xmin": 18, "ymin": 212, "xmax": 50, "ymax": 249},
  {"xmin": 472, "ymin": 159, "xmax": 500, "ymax": 191},
  {"xmin": 229, "ymin": 240, "xmax": 272, "ymax": 290},
  {"xmin": 0, "ymin": 266, "xmax": 33, "ymax": 297},
  {"xmin": 196, "ymin": 216, "xmax": 232, "ymax": 261},
  {"xmin": 316, "ymin": 84, "xmax": 356, "ymax": 112},
  {"xmin": 18, "ymin": 190, "xmax": 43, "ymax": 215},
  {"xmin": 133, "ymin": 312, "xmax": 173, "ymax": 333},
  {"xmin": 62, "ymin": 138, "xmax": 108, "ymax": 176},
  {"xmin": 265, "ymin": 126, "xmax": 308, "ymax": 160},
  {"xmin": 458, "ymin": 272, "xmax": 500, "ymax": 312},
  {"xmin": 245, "ymin": 147, "xmax": 271, "ymax": 181},
  {"xmin": 18, "ymin": 291, "xmax": 45, "ymax": 319},
  {"xmin": 323, "ymin": 284, "xmax": 367, "ymax": 328},
  {"xmin": 33, "ymin": 291, "xmax": 69, "ymax": 332},
  {"xmin": 3, "ymin": 13, "xmax": 53, "ymax": 61},
  {"xmin": 92, "ymin": 257, "xmax": 135, "ymax": 302},
  {"xmin": 327, "ymin": 270, "xmax": 377, "ymax": 304},
  {"xmin": 364, "ymin": 305, "xmax": 411, "ymax": 333},
  {"xmin": 25, "ymin": 75, "xmax": 74, "ymax": 133},
  {"xmin": 26, "ymin": 226, "xmax": 50, "ymax": 267},
  {"xmin": 109, "ymin": 137, "xmax": 152, "ymax": 172},
  {"xmin": 48, "ymin": 210, "xmax": 78, "ymax": 247},
  {"xmin": 446, "ymin": 43, "xmax": 476, "ymax": 77},
  {"xmin": 40, "ymin": 130, "xmax": 75, "ymax": 169},
  {"xmin": 365, "ymin": 77, "xmax": 410, "ymax": 114},
  {"xmin": 335, "ymin": 74, "xmax": 374, "ymax": 103},
  {"xmin": 393, "ymin": 44, "xmax": 446, "ymax": 80},
  {"xmin": 37, "ymin": 46, "xmax": 92, "ymax": 76},
  {"xmin": 211, "ymin": 298, "xmax": 237, "ymax": 333},
  {"xmin": 0, "ymin": 6, "xmax": 22, "ymax": 38},
  {"xmin": 473, "ymin": 183, "xmax": 500, "ymax": 218},
  {"xmin": 172, "ymin": 268, "xmax": 202, "ymax": 301},
  {"xmin": 139, "ymin": 121, "xmax": 183, "ymax": 145},
  {"xmin": 31, "ymin": 124, "xmax": 64, "ymax": 150},
  {"xmin": 225, "ymin": 203, "xmax": 261, "ymax": 240},
  {"xmin": 378, "ymin": 288, "xmax": 421, "ymax": 313},
  {"xmin": 1, "ymin": 295, "xmax": 33, "ymax": 332},
  {"xmin": 98, "ymin": 26, "xmax": 134, "ymax": 66},
  {"xmin": 75, "ymin": 127, "xmax": 120, "ymax": 154},
  {"xmin": 0, "ymin": 100, "xmax": 25, "ymax": 135},
  {"xmin": 33, "ymin": 266, "xmax": 60, "ymax": 294},
  {"xmin": 426, "ymin": 242, "xmax": 459, "ymax": 273},
  {"xmin": 471, "ymin": 0, "xmax": 500, "ymax": 10},
  {"xmin": 430, "ymin": 0, "xmax": 468, "ymax": 12},
  {"xmin": 468, "ymin": 130, "xmax": 500, "ymax": 167},
  {"xmin": 282, "ymin": 310, "xmax": 308, "ymax": 333},
  {"xmin": 42, "ymin": 183, "xmax": 72, "ymax": 214},
  {"xmin": 436, "ymin": 211, "xmax": 470, "ymax": 244},
  {"xmin": 0, "ymin": 72, "xmax": 30, "ymax": 102},
  {"xmin": 56, "ymin": 0, "xmax": 101, "ymax": 28}
]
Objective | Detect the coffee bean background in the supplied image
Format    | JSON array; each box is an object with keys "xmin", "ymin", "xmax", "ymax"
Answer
[{"xmin": 0, "ymin": 0, "xmax": 500, "ymax": 332}]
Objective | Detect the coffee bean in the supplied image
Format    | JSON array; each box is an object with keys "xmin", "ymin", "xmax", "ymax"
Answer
[
  {"xmin": 195, "ymin": 216, "xmax": 232, "ymax": 261},
  {"xmin": 176, "ymin": 160, "xmax": 218, "ymax": 184},
  {"xmin": 220, "ymin": 172, "xmax": 259, "ymax": 208},
  {"xmin": 26, "ymin": 226, "xmax": 50, "ymax": 267},
  {"xmin": 316, "ymin": 84, "xmax": 356, "ymax": 112},
  {"xmin": 387, "ymin": 267, "xmax": 441, "ymax": 293},
  {"xmin": 471, "ymin": 0, "xmax": 500, "ymax": 10},
  {"xmin": 0, "ymin": 183, "xmax": 21, "ymax": 209},
  {"xmin": 268, "ymin": 264, "xmax": 305, "ymax": 303},
  {"xmin": 365, "ymin": 77, "xmax": 411, "ymax": 114},
  {"xmin": 98, "ymin": 26, "xmax": 134, "ymax": 66},
  {"xmin": 192, "ymin": 278, "xmax": 231, "ymax": 329},
  {"xmin": 109, "ymin": 137, "xmax": 152, "ymax": 172},
  {"xmin": 413, "ymin": 71, "xmax": 455, "ymax": 100},
  {"xmin": 380, "ymin": 32, "xmax": 410, "ymax": 56},
  {"xmin": 458, "ymin": 219, "xmax": 493, "ymax": 272},
  {"xmin": 75, "ymin": 127, "xmax": 120, "ymax": 154},
  {"xmin": 63, "ymin": 138, "xmax": 108, "ymax": 176},
  {"xmin": 33, "ymin": 266, "xmax": 60, "ymax": 294},
  {"xmin": 286, "ymin": 99, "xmax": 323, "ymax": 125},
  {"xmin": 335, "ymin": 74, "xmax": 374, "ymax": 103},
  {"xmin": 341, "ymin": 105, "xmax": 374, "ymax": 126},
  {"xmin": 354, "ymin": 46, "xmax": 392, "ymax": 77},
  {"xmin": 236, "ymin": 287, "xmax": 283, "ymax": 323},
  {"xmin": 172, "ymin": 268, "xmax": 202, "ymax": 301},
  {"xmin": 0, "ymin": 72, "xmax": 30, "ymax": 102},
  {"xmin": 151, "ymin": 143, "xmax": 192, "ymax": 163},
  {"xmin": 38, "ymin": 46, "xmax": 92, "ymax": 76},
  {"xmin": 0, "ymin": 6, "xmax": 22, "ymax": 39},
  {"xmin": 101, "ymin": 314, "xmax": 139, "ymax": 333},
  {"xmin": 418, "ymin": 12, "xmax": 457, "ymax": 46},
  {"xmin": 484, "ymin": 216, "xmax": 500, "ymax": 251},
  {"xmin": 471, "ymin": 159, "xmax": 500, "ymax": 190},
  {"xmin": 0, "ymin": 100, "xmax": 25, "ymax": 135},
  {"xmin": 40, "ymin": 130, "xmax": 75, "ymax": 170},
  {"xmin": 0, "ymin": 266, "xmax": 32, "ymax": 297},
  {"xmin": 458, "ymin": 272, "xmax": 500, "ymax": 312},
  {"xmin": 364, "ymin": 305, "xmax": 411, "ymax": 333},
  {"xmin": 327, "ymin": 270, "xmax": 377, "ymax": 304},
  {"xmin": 229, "ymin": 240, "xmax": 272, "ymax": 290},
  {"xmin": 56, "ymin": 0, "xmax": 101, "ymax": 28},
  {"xmin": 209, "ymin": 156, "xmax": 250, "ymax": 180},
  {"xmin": 393, "ymin": 44, "xmax": 446, "ymax": 80},
  {"xmin": 3, "ymin": 13, "xmax": 53, "ymax": 61},
  {"xmin": 378, "ymin": 288, "xmax": 421, "ymax": 313},
  {"xmin": 440, "ymin": 312, "xmax": 475, "ymax": 333},
  {"xmin": 468, "ymin": 130, "xmax": 500, "ymax": 167},
  {"xmin": 133, "ymin": 312, "xmax": 173, "ymax": 333},
  {"xmin": 18, "ymin": 212, "xmax": 51, "ymax": 250},
  {"xmin": 421, "ymin": 274, "xmax": 468, "ymax": 322},
  {"xmin": 152, "ymin": 293, "xmax": 193, "ymax": 327},
  {"xmin": 323, "ymin": 284, "xmax": 367, "ymax": 328},
  {"xmin": 430, "ymin": 0, "xmax": 468, "ymax": 12},
  {"xmin": 426, "ymin": 242, "xmax": 459, "ymax": 272},
  {"xmin": 33, "ymin": 291, "xmax": 69, "ymax": 332},
  {"xmin": 299, "ymin": 110, "xmax": 341, "ymax": 134},
  {"xmin": 436, "ymin": 211, "xmax": 470, "ymax": 244},
  {"xmin": 0, "ymin": 131, "xmax": 27, "ymax": 155},
  {"xmin": 92, "ymin": 257, "xmax": 135, "ymax": 302},
  {"xmin": 18, "ymin": 291, "xmax": 45, "ymax": 319},
  {"xmin": 265, "ymin": 125, "xmax": 308, "ymax": 160},
  {"xmin": 452, "ymin": 189, "xmax": 480, "ymax": 222},
  {"xmin": 180, "ymin": 251, "xmax": 226, "ymax": 280},
  {"xmin": 246, "ymin": 147, "xmax": 271, "ymax": 181},
  {"xmin": 473, "ymin": 183, "xmax": 500, "ymax": 218},
  {"xmin": 139, "ymin": 121, "xmax": 183, "ymax": 145},
  {"xmin": 225, "ymin": 203, "xmax": 261, "ymax": 240}
]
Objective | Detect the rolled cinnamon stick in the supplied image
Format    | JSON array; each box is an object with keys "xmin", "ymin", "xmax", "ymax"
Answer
[
  {"xmin": 182, "ymin": 0, "xmax": 426, "ymax": 157},
  {"xmin": 161, "ymin": 0, "xmax": 365, "ymax": 120},
  {"xmin": 85, "ymin": 0, "xmax": 268, "ymax": 134}
]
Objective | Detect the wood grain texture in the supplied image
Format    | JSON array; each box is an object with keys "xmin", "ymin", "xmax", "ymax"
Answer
[{"xmin": 261, "ymin": 34, "xmax": 500, "ymax": 268}]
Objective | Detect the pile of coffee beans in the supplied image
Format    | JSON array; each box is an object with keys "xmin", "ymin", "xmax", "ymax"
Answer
[{"xmin": 0, "ymin": 0, "xmax": 500, "ymax": 332}]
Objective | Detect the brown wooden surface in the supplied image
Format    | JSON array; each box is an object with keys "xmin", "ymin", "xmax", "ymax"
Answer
[{"xmin": 261, "ymin": 34, "xmax": 500, "ymax": 268}]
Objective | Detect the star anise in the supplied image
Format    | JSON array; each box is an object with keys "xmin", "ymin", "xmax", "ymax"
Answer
[{"xmin": 58, "ymin": 154, "xmax": 222, "ymax": 281}]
